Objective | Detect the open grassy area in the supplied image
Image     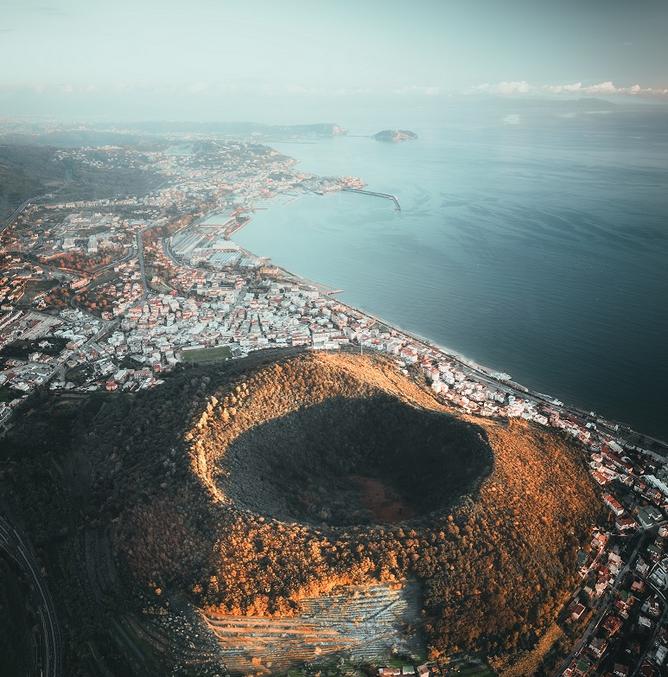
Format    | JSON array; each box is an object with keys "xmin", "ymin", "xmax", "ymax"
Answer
[
  {"xmin": 450, "ymin": 663, "xmax": 496, "ymax": 676},
  {"xmin": 181, "ymin": 345, "xmax": 232, "ymax": 363}
]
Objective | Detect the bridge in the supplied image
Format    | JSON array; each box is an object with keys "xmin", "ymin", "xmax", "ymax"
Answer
[{"xmin": 342, "ymin": 187, "xmax": 401, "ymax": 210}]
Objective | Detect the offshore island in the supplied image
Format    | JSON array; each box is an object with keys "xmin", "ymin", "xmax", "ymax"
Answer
[
  {"xmin": 373, "ymin": 129, "xmax": 418, "ymax": 143},
  {"xmin": 1, "ymin": 122, "xmax": 667, "ymax": 677}
]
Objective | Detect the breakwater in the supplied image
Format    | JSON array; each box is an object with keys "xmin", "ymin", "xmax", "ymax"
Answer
[{"xmin": 342, "ymin": 187, "xmax": 401, "ymax": 210}]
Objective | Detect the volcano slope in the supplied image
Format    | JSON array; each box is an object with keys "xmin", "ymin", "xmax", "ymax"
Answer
[
  {"xmin": 2, "ymin": 351, "xmax": 603, "ymax": 675},
  {"xmin": 108, "ymin": 352, "xmax": 602, "ymax": 667}
]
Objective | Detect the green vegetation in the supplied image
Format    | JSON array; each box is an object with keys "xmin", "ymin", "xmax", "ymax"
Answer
[
  {"xmin": 449, "ymin": 662, "xmax": 496, "ymax": 676},
  {"xmin": 0, "ymin": 353, "xmax": 603, "ymax": 675},
  {"xmin": 0, "ymin": 557, "xmax": 34, "ymax": 676},
  {"xmin": 0, "ymin": 336, "xmax": 68, "ymax": 362},
  {"xmin": 181, "ymin": 345, "xmax": 232, "ymax": 363},
  {"xmin": 373, "ymin": 129, "xmax": 418, "ymax": 143},
  {"xmin": 0, "ymin": 143, "xmax": 164, "ymax": 222},
  {"xmin": 113, "ymin": 353, "xmax": 601, "ymax": 662},
  {"xmin": 0, "ymin": 385, "xmax": 22, "ymax": 402}
]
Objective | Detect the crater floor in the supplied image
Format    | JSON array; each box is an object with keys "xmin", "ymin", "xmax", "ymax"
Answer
[{"xmin": 221, "ymin": 395, "xmax": 493, "ymax": 526}]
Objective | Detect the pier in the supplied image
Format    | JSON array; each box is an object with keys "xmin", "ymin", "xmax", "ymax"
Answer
[{"xmin": 342, "ymin": 187, "xmax": 401, "ymax": 211}]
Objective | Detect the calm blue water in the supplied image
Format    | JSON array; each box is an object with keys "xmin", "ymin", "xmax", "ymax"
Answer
[{"xmin": 236, "ymin": 109, "xmax": 668, "ymax": 439}]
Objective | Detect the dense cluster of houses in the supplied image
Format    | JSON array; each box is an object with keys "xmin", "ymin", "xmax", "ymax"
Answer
[{"xmin": 559, "ymin": 442, "xmax": 667, "ymax": 675}]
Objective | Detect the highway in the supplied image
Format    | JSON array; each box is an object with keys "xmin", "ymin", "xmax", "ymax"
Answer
[
  {"xmin": 95, "ymin": 241, "xmax": 136, "ymax": 273},
  {"xmin": 136, "ymin": 226, "xmax": 152, "ymax": 302},
  {"xmin": 162, "ymin": 234, "xmax": 182, "ymax": 266},
  {"xmin": 0, "ymin": 514, "xmax": 62, "ymax": 677},
  {"xmin": 139, "ymin": 216, "xmax": 201, "ymax": 299},
  {"xmin": 1, "ymin": 194, "xmax": 50, "ymax": 234}
]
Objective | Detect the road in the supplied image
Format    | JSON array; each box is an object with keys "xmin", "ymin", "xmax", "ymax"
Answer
[
  {"xmin": 95, "ymin": 241, "xmax": 136, "ymax": 273},
  {"xmin": 136, "ymin": 226, "xmax": 150, "ymax": 301},
  {"xmin": 137, "ymin": 220, "xmax": 182, "ymax": 301},
  {"xmin": 0, "ymin": 514, "xmax": 62, "ymax": 677},
  {"xmin": 327, "ymin": 289, "xmax": 668, "ymax": 455},
  {"xmin": 162, "ymin": 234, "xmax": 182, "ymax": 266},
  {"xmin": 1, "ymin": 194, "xmax": 52, "ymax": 234}
]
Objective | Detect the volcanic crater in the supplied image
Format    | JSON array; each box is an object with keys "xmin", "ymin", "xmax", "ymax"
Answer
[
  {"xmin": 102, "ymin": 351, "xmax": 604, "ymax": 668},
  {"xmin": 220, "ymin": 395, "xmax": 493, "ymax": 526}
]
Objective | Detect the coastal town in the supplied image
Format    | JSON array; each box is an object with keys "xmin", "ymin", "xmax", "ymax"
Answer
[{"xmin": 1, "ymin": 136, "xmax": 667, "ymax": 677}]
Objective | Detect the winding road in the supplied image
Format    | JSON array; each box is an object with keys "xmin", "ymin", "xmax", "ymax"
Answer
[{"xmin": 0, "ymin": 514, "xmax": 62, "ymax": 677}]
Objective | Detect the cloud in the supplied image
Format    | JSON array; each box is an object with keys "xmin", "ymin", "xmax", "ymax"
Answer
[
  {"xmin": 543, "ymin": 81, "xmax": 668, "ymax": 97},
  {"xmin": 502, "ymin": 114, "xmax": 521, "ymax": 125},
  {"xmin": 472, "ymin": 81, "xmax": 531, "ymax": 96},
  {"xmin": 543, "ymin": 81, "xmax": 618, "ymax": 95},
  {"xmin": 471, "ymin": 80, "xmax": 668, "ymax": 99}
]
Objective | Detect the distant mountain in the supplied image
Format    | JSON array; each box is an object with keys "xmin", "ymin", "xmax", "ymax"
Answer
[
  {"xmin": 0, "ymin": 146, "xmax": 45, "ymax": 222},
  {"xmin": 571, "ymin": 97, "xmax": 617, "ymax": 109},
  {"xmin": 0, "ymin": 130, "xmax": 155, "ymax": 149},
  {"xmin": 0, "ymin": 144, "xmax": 163, "ymax": 223},
  {"xmin": 373, "ymin": 129, "xmax": 418, "ymax": 143},
  {"xmin": 117, "ymin": 121, "xmax": 347, "ymax": 139}
]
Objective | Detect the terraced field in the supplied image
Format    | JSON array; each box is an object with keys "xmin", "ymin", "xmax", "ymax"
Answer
[{"xmin": 205, "ymin": 582, "xmax": 422, "ymax": 675}]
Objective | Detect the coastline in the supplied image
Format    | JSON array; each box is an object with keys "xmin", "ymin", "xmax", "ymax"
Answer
[
  {"xmin": 161, "ymin": 147, "xmax": 667, "ymax": 452},
  {"xmin": 227, "ymin": 185, "xmax": 668, "ymax": 453},
  {"xmin": 207, "ymin": 195, "xmax": 511, "ymax": 377},
  {"xmin": 228, "ymin": 189, "xmax": 520, "ymax": 376},
  {"xmin": 285, "ymin": 254, "xmax": 668, "ymax": 451}
]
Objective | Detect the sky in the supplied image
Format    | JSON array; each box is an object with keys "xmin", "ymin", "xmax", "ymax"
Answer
[{"xmin": 1, "ymin": 0, "xmax": 667, "ymax": 122}]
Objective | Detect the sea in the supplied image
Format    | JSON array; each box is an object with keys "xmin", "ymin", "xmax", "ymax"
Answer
[{"xmin": 234, "ymin": 105, "xmax": 668, "ymax": 439}]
